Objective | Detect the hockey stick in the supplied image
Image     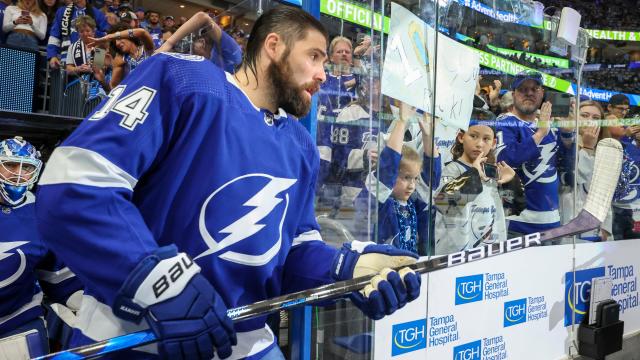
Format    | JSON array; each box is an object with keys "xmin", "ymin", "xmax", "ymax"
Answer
[{"xmin": 36, "ymin": 138, "xmax": 623, "ymax": 360}]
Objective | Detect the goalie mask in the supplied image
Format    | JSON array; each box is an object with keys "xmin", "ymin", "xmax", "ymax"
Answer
[{"xmin": 0, "ymin": 137, "xmax": 42, "ymax": 206}]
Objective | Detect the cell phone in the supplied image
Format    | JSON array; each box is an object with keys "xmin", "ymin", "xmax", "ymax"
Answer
[
  {"xmin": 546, "ymin": 92, "xmax": 572, "ymax": 117},
  {"xmin": 484, "ymin": 163, "xmax": 499, "ymax": 180},
  {"xmin": 21, "ymin": 10, "xmax": 30, "ymax": 17},
  {"xmin": 92, "ymin": 48, "xmax": 106, "ymax": 68}
]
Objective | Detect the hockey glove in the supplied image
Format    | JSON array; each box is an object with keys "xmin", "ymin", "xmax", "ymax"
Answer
[
  {"xmin": 113, "ymin": 245, "xmax": 236, "ymax": 359},
  {"xmin": 331, "ymin": 241, "xmax": 421, "ymax": 320}
]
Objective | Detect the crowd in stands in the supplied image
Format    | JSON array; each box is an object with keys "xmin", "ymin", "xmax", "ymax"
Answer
[
  {"xmin": 542, "ymin": 0, "xmax": 640, "ymax": 31},
  {"xmin": 0, "ymin": 0, "xmax": 248, "ymax": 110}
]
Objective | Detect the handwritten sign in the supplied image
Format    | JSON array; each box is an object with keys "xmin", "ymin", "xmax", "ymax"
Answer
[{"xmin": 382, "ymin": 3, "xmax": 479, "ymax": 130}]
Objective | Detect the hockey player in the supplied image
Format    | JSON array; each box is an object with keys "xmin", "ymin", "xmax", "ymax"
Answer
[
  {"xmin": 496, "ymin": 71, "xmax": 567, "ymax": 236},
  {"xmin": 0, "ymin": 137, "xmax": 82, "ymax": 358},
  {"xmin": 434, "ymin": 119, "xmax": 515, "ymax": 254},
  {"xmin": 36, "ymin": 6, "xmax": 421, "ymax": 360}
]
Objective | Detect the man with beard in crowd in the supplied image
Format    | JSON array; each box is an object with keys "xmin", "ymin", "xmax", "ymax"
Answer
[{"xmin": 35, "ymin": 6, "xmax": 422, "ymax": 359}]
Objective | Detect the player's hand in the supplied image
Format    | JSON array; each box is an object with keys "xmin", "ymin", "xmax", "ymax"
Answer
[
  {"xmin": 331, "ymin": 241, "xmax": 421, "ymax": 320},
  {"xmin": 496, "ymin": 161, "xmax": 515, "ymax": 184},
  {"xmin": 113, "ymin": 245, "xmax": 236, "ymax": 359}
]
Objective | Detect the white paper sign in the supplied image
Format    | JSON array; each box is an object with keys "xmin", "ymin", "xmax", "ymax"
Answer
[{"xmin": 381, "ymin": 3, "xmax": 480, "ymax": 130}]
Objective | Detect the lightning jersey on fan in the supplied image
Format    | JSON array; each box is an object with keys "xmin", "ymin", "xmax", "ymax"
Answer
[
  {"xmin": 35, "ymin": 53, "xmax": 339, "ymax": 359},
  {"xmin": 434, "ymin": 160, "xmax": 507, "ymax": 254},
  {"xmin": 316, "ymin": 104, "xmax": 387, "ymax": 207},
  {"xmin": 495, "ymin": 113, "xmax": 561, "ymax": 234},
  {"xmin": 0, "ymin": 192, "xmax": 81, "ymax": 336},
  {"xmin": 318, "ymin": 71, "xmax": 356, "ymax": 118}
]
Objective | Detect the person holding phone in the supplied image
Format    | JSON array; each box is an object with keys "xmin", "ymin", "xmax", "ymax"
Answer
[
  {"xmin": 2, "ymin": 0, "xmax": 47, "ymax": 50},
  {"xmin": 434, "ymin": 115, "xmax": 515, "ymax": 254}
]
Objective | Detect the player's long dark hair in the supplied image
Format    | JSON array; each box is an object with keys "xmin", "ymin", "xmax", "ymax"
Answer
[{"xmin": 241, "ymin": 6, "xmax": 328, "ymax": 84}]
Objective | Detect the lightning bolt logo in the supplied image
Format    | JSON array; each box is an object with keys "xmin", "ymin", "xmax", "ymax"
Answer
[
  {"xmin": 196, "ymin": 174, "xmax": 297, "ymax": 266},
  {"xmin": 0, "ymin": 241, "xmax": 28, "ymax": 288},
  {"xmin": 523, "ymin": 141, "xmax": 557, "ymax": 185}
]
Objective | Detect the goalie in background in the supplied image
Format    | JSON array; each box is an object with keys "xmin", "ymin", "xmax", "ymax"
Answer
[{"xmin": 0, "ymin": 137, "xmax": 83, "ymax": 359}]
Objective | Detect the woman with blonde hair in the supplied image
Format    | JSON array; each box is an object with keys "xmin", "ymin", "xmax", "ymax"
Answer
[{"xmin": 2, "ymin": 0, "xmax": 47, "ymax": 50}]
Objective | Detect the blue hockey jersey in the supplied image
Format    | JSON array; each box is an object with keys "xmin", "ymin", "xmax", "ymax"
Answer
[
  {"xmin": 495, "ymin": 113, "xmax": 561, "ymax": 234},
  {"xmin": 0, "ymin": 192, "xmax": 81, "ymax": 336},
  {"xmin": 36, "ymin": 53, "xmax": 338, "ymax": 359},
  {"xmin": 318, "ymin": 72, "xmax": 357, "ymax": 119}
]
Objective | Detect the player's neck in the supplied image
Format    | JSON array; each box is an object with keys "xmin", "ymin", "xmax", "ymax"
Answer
[{"xmin": 234, "ymin": 66, "xmax": 279, "ymax": 113}]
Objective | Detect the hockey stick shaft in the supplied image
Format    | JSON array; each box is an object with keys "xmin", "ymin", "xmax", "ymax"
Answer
[
  {"xmin": 32, "ymin": 214, "xmax": 597, "ymax": 360},
  {"xmin": 36, "ymin": 138, "xmax": 623, "ymax": 360}
]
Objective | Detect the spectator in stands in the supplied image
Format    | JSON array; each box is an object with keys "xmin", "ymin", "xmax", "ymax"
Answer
[
  {"xmin": 498, "ymin": 91, "xmax": 514, "ymax": 115},
  {"xmin": 162, "ymin": 15, "xmax": 175, "ymax": 30},
  {"xmin": 65, "ymin": 15, "xmax": 109, "ymax": 100},
  {"xmin": 2, "ymin": 0, "xmax": 48, "ymax": 51},
  {"xmin": 118, "ymin": 9, "xmax": 137, "ymax": 28},
  {"xmin": 0, "ymin": 0, "xmax": 11, "ymax": 44},
  {"xmin": 64, "ymin": 15, "xmax": 95, "ymax": 76},
  {"xmin": 495, "ymin": 71, "xmax": 564, "ymax": 237},
  {"xmin": 38, "ymin": 0, "xmax": 58, "ymax": 42},
  {"xmin": 142, "ymin": 9, "xmax": 162, "ymax": 48},
  {"xmin": 116, "ymin": 1, "xmax": 131, "ymax": 18},
  {"xmin": 89, "ymin": 22, "xmax": 153, "ymax": 89},
  {"xmin": 47, "ymin": 0, "xmax": 108, "ymax": 69},
  {"xmin": 177, "ymin": 16, "xmax": 187, "ymax": 27},
  {"xmin": 105, "ymin": 11, "xmax": 117, "ymax": 26},
  {"xmin": 134, "ymin": 6, "xmax": 143, "ymax": 23},
  {"xmin": 98, "ymin": 0, "xmax": 115, "ymax": 15},
  {"xmin": 318, "ymin": 36, "xmax": 357, "ymax": 119},
  {"xmin": 157, "ymin": 11, "xmax": 242, "ymax": 73},
  {"xmin": 604, "ymin": 94, "xmax": 631, "ymax": 139}
]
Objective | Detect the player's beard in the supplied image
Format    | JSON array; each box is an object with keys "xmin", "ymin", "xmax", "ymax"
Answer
[{"xmin": 267, "ymin": 56, "xmax": 318, "ymax": 118}]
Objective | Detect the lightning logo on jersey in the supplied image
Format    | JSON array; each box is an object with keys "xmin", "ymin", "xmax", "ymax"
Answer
[
  {"xmin": 523, "ymin": 140, "xmax": 558, "ymax": 185},
  {"xmin": 0, "ymin": 241, "xmax": 28, "ymax": 288},
  {"xmin": 196, "ymin": 174, "xmax": 297, "ymax": 266}
]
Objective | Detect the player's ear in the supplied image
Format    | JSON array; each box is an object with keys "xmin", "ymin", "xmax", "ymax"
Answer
[{"xmin": 263, "ymin": 32, "xmax": 282, "ymax": 61}]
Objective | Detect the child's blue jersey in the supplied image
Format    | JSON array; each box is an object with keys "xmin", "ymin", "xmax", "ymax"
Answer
[
  {"xmin": 0, "ymin": 193, "xmax": 81, "ymax": 336},
  {"xmin": 36, "ymin": 53, "xmax": 338, "ymax": 358},
  {"xmin": 495, "ymin": 113, "xmax": 561, "ymax": 234}
]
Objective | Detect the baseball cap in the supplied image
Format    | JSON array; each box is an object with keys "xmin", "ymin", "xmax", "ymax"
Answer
[
  {"xmin": 135, "ymin": 7, "xmax": 145, "ymax": 13},
  {"xmin": 164, "ymin": 15, "xmax": 175, "ymax": 20},
  {"xmin": 120, "ymin": 11, "xmax": 137, "ymax": 22},
  {"xmin": 511, "ymin": 70, "xmax": 543, "ymax": 90}
]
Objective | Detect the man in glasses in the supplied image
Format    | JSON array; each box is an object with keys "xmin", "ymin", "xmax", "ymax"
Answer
[{"xmin": 604, "ymin": 94, "xmax": 632, "ymax": 140}]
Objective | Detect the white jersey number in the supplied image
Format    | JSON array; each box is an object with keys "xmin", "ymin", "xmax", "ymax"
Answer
[{"xmin": 89, "ymin": 85, "xmax": 157, "ymax": 131}]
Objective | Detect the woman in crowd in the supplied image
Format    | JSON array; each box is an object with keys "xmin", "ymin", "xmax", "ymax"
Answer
[
  {"xmin": 2, "ymin": 0, "xmax": 47, "ymax": 50},
  {"xmin": 88, "ymin": 22, "xmax": 153, "ymax": 90}
]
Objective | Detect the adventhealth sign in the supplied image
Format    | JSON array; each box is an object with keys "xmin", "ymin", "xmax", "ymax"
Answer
[{"xmin": 586, "ymin": 29, "xmax": 640, "ymax": 41}]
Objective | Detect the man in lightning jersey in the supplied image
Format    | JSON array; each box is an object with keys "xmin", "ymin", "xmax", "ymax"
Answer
[
  {"xmin": 36, "ymin": 7, "xmax": 421, "ymax": 360},
  {"xmin": 612, "ymin": 134, "xmax": 640, "ymax": 240},
  {"xmin": 0, "ymin": 137, "xmax": 82, "ymax": 358},
  {"xmin": 495, "ymin": 71, "xmax": 568, "ymax": 236}
]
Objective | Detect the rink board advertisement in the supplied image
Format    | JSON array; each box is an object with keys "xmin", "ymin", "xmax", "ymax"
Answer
[{"xmin": 373, "ymin": 240, "xmax": 640, "ymax": 359}]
